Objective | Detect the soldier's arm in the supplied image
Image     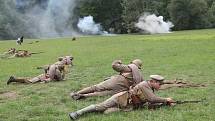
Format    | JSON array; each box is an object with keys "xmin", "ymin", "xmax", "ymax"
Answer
[
  {"xmin": 141, "ymin": 86, "xmax": 167, "ymax": 103},
  {"xmin": 112, "ymin": 60, "xmax": 131, "ymax": 73}
]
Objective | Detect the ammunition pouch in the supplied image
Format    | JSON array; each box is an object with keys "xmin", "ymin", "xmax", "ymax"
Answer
[{"xmin": 131, "ymin": 94, "xmax": 142, "ymax": 108}]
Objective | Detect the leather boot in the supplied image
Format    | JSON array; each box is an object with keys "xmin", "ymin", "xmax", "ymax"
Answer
[
  {"xmin": 7, "ymin": 76, "xmax": 16, "ymax": 85},
  {"xmin": 69, "ymin": 105, "xmax": 96, "ymax": 120}
]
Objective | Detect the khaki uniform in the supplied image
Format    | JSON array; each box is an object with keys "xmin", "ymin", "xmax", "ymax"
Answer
[
  {"xmin": 7, "ymin": 64, "xmax": 65, "ymax": 84},
  {"xmin": 48, "ymin": 64, "xmax": 65, "ymax": 81},
  {"xmin": 95, "ymin": 81, "xmax": 167, "ymax": 111},
  {"xmin": 31, "ymin": 64, "xmax": 65, "ymax": 83},
  {"xmin": 69, "ymin": 81, "xmax": 168, "ymax": 120},
  {"xmin": 28, "ymin": 74, "xmax": 50, "ymax": 83},
  {"xmin": 75, "ymin": 60, "xmax": 144, "ymax": 97},
  {"xmin": 38, "ymin": 55, "xmax": 73, "ymax": 73},
  {"xmin": 14, "ymin": 51, "xmax": 31, "ymax": 57}
]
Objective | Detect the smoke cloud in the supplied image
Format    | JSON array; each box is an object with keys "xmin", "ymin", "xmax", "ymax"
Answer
[
  {"xmin": 15, "ymin": 0, "xmax": 78, "ymax": 38},
  {"xmin": 77, "ymin": 15, "xmax": 108, "ymax": 35},
  {"xmin": 135, "ymin": 13, "xmax": 174, "ymax": 34}
]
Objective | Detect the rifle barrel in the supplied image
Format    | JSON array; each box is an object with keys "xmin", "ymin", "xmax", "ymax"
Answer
[{"xmin": 174, "ymin": 100, "xmax": 202, "ymax": 104}]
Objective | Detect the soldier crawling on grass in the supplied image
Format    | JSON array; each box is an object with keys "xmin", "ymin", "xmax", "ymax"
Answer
[
  {"xmin": 6, "ymin": 55, "xmax": 74, "ymax": 84},
  {"xmin": 7, "ymin": 63, "xmax": 66, "ymax": 84},
  {"xmin": 69, "ymin": 75, "xmax": 175, "ymax": 120},
  {"xmin": 8, "ymin": 50, "xmax": 32, "ymax": 58},
  {"xmin": 70, "ymin": 59, "xmax": 144, "ymax": 100}
]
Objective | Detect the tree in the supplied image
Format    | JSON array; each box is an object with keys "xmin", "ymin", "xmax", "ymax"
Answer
[
  {"xmin": 168, "ymin": 0, "xmax": 191, "ymax": 30},
  {"xmin": 207, "ymin": 1, "xmax": 215, "ymax": 27},
  {"xmin": 189, "ymin": 0, "xmax": 210, "ymax": 29}
]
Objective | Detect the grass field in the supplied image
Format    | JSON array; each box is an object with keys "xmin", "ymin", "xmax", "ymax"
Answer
[{"xmin": 0, "ymin": 29, "xmax": 215, "ymax": 121}]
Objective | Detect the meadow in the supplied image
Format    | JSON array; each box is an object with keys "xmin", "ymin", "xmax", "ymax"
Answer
[{"xmin": 0, "ymin": 29, "xmax": 215, "ymax": 121}]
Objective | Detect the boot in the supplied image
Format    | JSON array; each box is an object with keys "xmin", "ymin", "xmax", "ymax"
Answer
[
  {"xmin": 69, "ymin": 105, "xmax": 96, "ymax": 120},
  {"xmin": 70, "ymin": 92, "xmax": 85, "ymax": 100},
  {"xmin": 69, "ymin": 112, "xmax": 78, "ymax": 120},
  {"xmin": 7, "ymin": 76, "xmax": 15, "ymax": 85}
]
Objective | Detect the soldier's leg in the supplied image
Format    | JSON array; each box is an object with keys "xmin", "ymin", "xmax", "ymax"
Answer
[
  {"xmin": 76, "ymin": 77, "xmax": 113, "ymax": 94},
  {"xmin": 28, "ymin": 77, "xmax": 41, "ymax": 83},
  {"xmin": 82, "ymin": 90, "xmax": 115, "ymax": 97},
  {"xmin": 71, "ymin": 85, "xmax": 112, "ymax": 100},
  {"xmin": 7, "ymin": 76, "xmax": 31, "ymax": 85},
  {"xmin": 69, "ymin": 95, "xmax": 118, "ymax": 120}
]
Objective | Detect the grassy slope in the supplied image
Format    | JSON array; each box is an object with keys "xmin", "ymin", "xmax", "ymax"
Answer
[{"xmin": 0, "ymin": 29, "xmax": 214, "ymax": 121}]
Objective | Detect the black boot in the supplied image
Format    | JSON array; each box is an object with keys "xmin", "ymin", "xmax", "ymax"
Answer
[{"xmin": 7, "ymin": 76, "xmax": 15, "ymax": 85}]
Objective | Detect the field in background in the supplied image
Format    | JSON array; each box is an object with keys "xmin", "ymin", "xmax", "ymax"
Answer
[{"xmin": 0, "ymin": 29, "xmax": 215, "ymax": 121}]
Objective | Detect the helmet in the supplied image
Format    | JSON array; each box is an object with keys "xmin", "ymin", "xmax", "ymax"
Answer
[{"xmin": 131, "ymin": 59, "xmax": 142, "ymax": 69}]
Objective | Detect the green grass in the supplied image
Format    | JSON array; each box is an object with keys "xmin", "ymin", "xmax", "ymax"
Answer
[{"xmin": 0, "ymin": 29, "xmax": 215, "ymax": 121}]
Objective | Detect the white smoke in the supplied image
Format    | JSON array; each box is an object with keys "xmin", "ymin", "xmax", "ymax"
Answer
[
  {"xmin": 77, "ymin": 15, "xmax": 108, "ymax": 35},
  {"xmin": 16, "ymin": 0, "xmax": 78, "ymax": 38},
  {"xmin": 135, "ymin": 14, "xmax": 174, "ymax": 34}
]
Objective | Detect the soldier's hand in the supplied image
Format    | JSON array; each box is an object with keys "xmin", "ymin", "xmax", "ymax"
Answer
[{"xmin": 166, "ymin": 98, "xmax": 175, "ymax": 106}]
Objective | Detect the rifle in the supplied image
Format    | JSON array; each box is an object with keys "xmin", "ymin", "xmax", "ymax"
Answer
[
  {"xmin": 171, "ymin": 100, "xmax": 203, "ymax": 104},
  {"xmin": 30, "ymin": 52, "xmax": 44, "ymax": 55},
  {"xmin": 147, "ymin": 99, "xmax": 205, "ymax": 109}
]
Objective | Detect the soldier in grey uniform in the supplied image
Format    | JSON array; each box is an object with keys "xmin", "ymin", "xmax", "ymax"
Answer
[
  {"xmin": 70, "ymin": 59, "xmax": 144, "ymax": 100},
  {"xmin": 69, "ymin": 75, "xmax": 175, "ymax": 120}
]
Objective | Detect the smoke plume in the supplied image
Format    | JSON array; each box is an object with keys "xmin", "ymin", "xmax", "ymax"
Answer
[
  {"xmin": 77, "ymin": 15, "xmax": 108, "ymax": 35},
  {"xmin": 135, "ymin": 13, "xmax": 174, "ymax": 34},
  {"xmin": 15, "ymin": 0, "xmax": 77, "ymax": 38}
]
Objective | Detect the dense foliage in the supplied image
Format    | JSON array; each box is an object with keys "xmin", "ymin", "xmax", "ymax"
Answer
[{"xmin": 0, "ymin": 0, "xmax": 215, "ymax": 39}]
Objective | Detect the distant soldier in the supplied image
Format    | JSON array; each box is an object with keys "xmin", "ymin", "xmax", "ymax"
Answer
[
  {"xmin": 7, "ymin": 64, "xmax": 66, "ymax": 84},
  {"xmin": 7, "ymin": 50, "xmax": 44, "ymax": 58},
  {"xmin": 3, "ymin": 48, "xmax": 17, "ymax": 55},
  {"xmin": 8, "ymin": 50, "xmax": 31, "ymax": 58},
  {"xmin": 69, "ymin": 75, "xmax": 175, "ymax": 120},
  {"xmin": 16, "ymin": 36, "xmax": 24, "ymax": 45},
  {"xmin": 70, "ymin": 59, "xmax": 144, "ymax": 100}
]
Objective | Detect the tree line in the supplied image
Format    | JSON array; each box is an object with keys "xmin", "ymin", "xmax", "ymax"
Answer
[{"xmin": 1, "ymin": 0, "xmax": 215, "ymax": 40}]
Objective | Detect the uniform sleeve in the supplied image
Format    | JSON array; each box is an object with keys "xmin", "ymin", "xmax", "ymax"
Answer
[
  {"xmin": 141, "ymin": 86, "xmax": 167, "ymax": 103},
  {"xmin": 112, "ymin": 60, "xmax": 131, "ymax": 73}
]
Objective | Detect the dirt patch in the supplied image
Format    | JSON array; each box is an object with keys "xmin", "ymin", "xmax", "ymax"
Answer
[{"xmin": 0, "ymin": 91, "xmax": 18, "ymax": 100}]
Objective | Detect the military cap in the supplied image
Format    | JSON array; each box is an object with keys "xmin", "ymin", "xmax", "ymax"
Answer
[{"xmin": 150, "ymin": 75, "xmax": 164, "ymax": 82}]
